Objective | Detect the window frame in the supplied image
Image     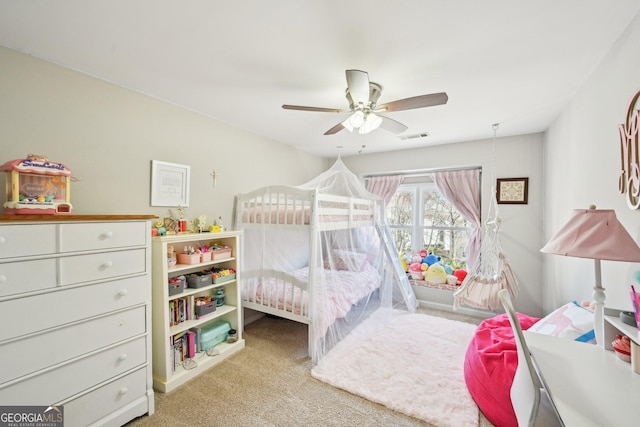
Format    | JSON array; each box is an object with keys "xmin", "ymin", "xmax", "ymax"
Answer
[{"xmin": 386, "ymin": 181, "xmax": 471, "ymax": 262}]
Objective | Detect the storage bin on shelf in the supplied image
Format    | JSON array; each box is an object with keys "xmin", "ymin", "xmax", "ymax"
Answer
[
  {"xmin": 186, "ymin": 272, "xmax": 213, "ymax": 288},
  {"xmin": 177, "ymin": 253, "xmax": 200, "ymax": 265},
  {"xmin": 194, "ymin": 296, "xmax": 216, "ymax": 319},
  {"xmin": 200, "ymin": 251, "xmax": 212, "ymax": 262},
  {"xmin": 168, "ymin": 276, "xmax": 186, "ymax": 296},
  {"xmin": 211, "ymin": 245, "xmax": 232, "ymax": 260},
  {"xmin": 210, "ymin": 268, "xmax": 236, "ymax": 284}
]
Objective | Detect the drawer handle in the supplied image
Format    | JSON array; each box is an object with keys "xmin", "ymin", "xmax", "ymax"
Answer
[
  {"xmin": 102, "ymin": 231, "xmax": 114, "ymax": 239},
  {"xmin": 119, "ymin": 387, "xmax": 129, "ymax": 395},
  {"xmin": 0, "ymin": 236, "xmax": 5, "ymax": 245},
  {"xmin": 117, "ymin": 289, "xmax": 128, "ymax": 298},
  {"xmin": 0, "ymin": 275, "xmax": 5, "ymax": 283},
  {"xmin": 118, "ymin": 353, "xmax": 128, "ymax": 362},
  {"xmin": 102, "ymin": 260, "xmax": 113, "ymax": 269}
]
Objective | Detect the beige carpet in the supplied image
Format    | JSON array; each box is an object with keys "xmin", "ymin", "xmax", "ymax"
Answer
[{"xmin": 126, "ymin": 307, "xmax": 495, "ymax": 427}]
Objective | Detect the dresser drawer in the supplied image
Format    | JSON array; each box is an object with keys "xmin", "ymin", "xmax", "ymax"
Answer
[
  {"xmin": 0, "ymin": 336, "xmax": 147, "ymax": 405},
  {"xmin": 63, "ymin": 367, "xmax": 149, "ymax": 427},
  {"xmin": 0, "ymin": 258, "xmax": 57, "ymax": 297},
  {"xmin": 59, "ymin": 222, "xmax": 147, "ymax": 253},
  {"xmin": 59, "ymin": 248, "xmax": 147, "ymax": 286},
  {"xmin": 0, "ymin": 224, "xmax": 56, "ymax": 258},
  {"xmin": 0, "ymin": 275, "xmax": 149, "ymax": 342},
  {"xmin": 0, "ymin": 306, "xmax": 147, "ymax": 384}
]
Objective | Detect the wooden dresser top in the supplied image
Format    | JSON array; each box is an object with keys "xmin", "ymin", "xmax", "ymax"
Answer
[{"xmin": 0, "ymin": 214, "xmax": 157, "ymax": 222}]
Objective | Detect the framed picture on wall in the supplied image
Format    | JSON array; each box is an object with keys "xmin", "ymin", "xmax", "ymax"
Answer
[
  {"xmin": 150, "ymin": 160, "xmax": 191, "ymax": 207},
  {"xmin": 496, "ymin": 177, "xmax": 529, "ymax": 204}
]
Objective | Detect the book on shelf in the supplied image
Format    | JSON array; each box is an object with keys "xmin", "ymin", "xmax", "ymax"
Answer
[
  {"xmin": 186, "ymin": 330, "xmax": 196, "ymax": 359},
  {"xmin": 169, "ymin": 297, "xmax": 192, "ymax": 326},
  {"xmin": 190, "ymin": 327, "xmax": 202, "ymax": 353},
  {"xmin": 173, "ymin": 331, "xmax": 187, "ymax": 370}
]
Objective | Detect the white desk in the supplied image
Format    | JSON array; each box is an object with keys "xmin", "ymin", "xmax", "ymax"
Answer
[{"xmin": 524, "ymin": 331, "xmax": 640, "ymax": 427}]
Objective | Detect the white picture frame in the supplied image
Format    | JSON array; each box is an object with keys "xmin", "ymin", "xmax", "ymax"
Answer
[{"xmin": 150, "ymin": 160, "xmax": 191, "ymax": 207}]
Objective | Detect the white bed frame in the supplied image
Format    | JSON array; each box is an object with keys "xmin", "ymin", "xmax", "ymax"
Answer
[{"xmin": 235, "ymin": 185, "xmax": 381, "ymax": 358}]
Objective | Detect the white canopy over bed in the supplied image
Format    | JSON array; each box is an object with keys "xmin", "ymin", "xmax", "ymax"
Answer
[{"xmin": 235, "ymin": 158, "xmax": 417, "ymax": 364}]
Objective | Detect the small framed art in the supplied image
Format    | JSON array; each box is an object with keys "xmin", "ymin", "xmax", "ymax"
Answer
[
  {"xmin": 496, "ymin": 177, "xmax": 529, "ymax": 204},
  {"xmin": 150, "ymin": 160, "xmax": 191, "ymax": 207}
]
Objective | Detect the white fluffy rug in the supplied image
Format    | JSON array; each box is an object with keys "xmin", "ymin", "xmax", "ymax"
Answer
[{"xmin": 311, "ymin": 309, "xmax": 479, "ymax": 427}]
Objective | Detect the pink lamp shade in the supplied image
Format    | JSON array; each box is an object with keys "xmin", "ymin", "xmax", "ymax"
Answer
[{"xmin": 540, "ymin": 208, "xmax": 640, "ymax": 262}]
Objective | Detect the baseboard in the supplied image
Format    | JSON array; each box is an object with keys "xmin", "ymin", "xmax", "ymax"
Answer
[{"xmin": 417, "ymin": 299, "xmax": 496, "ymax": 319}]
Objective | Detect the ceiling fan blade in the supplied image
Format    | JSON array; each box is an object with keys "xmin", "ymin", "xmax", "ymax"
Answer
[
  {"xmin": 377, "ymin": 92, "xmax": 448, "ymax": 112},
  {"xmin": 379, "ymin": 115, "xmax": 408, "ymax": 134},
  {"xmin": 282, "ymin": 104, "xmax": 346, "ymax": 113},
  {"xmin": 324, "ymin": 122, "xmax": 346, "ymax": 135},
  {"xmin": 345, "ymin": 69, "xmax": 370, "ymax": 106}
]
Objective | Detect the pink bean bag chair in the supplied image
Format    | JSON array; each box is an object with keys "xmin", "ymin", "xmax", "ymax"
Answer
[{"xmin": 464, "ymin": 313, "xmax": 540, "ymax": 427}]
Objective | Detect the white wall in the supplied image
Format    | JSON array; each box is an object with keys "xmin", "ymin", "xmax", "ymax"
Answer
[
  {"xmin": 542, "ymin": 12, "xmax": 640, "ymax": 313},
  {"xmin": 0, "ymin": 46, "xmax": 328, "ymax": 227},
  {"xmin": 342, "ymin": 133, "xmax": 545, "ymax": 316}
]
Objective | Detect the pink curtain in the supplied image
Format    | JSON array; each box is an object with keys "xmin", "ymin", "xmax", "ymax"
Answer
[
  {"xmin": 366, "ymin": 175, "xmax": 404, "ymax": 205},
  {"xmin": 430, "ymin": 169, "xmax": 481, "ymax": 271}
]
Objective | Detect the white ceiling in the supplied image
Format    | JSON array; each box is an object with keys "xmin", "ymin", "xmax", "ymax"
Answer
[{"xmin": 1, "ymin": 1, "xmax": 639, "ymax": 157}]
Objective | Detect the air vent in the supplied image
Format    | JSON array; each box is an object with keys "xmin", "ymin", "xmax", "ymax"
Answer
[{"xmin": 398, "ymin": 132, "xmax": 430, "ymax": 140}]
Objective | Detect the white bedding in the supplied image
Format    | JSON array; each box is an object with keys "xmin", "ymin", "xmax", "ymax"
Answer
[{"xmin": 242, "ymin": 263, "xmax": 381, "ymax": 336}]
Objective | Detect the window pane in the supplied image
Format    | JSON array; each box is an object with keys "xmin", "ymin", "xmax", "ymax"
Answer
[
  {"xmin": 422, "ymin": 189, "xmax": 469, "ymax": 268},
  {"xmin": 423, "ymin": 190, "xmax": 467, "ymax": 227},
  {"xmin": 422, "ymin": 228, "xmax": 468, "ymax": 268},
  {"xmin": 390, "ymin": 227, "xmax": 412, "ymax": 255},
  {"xmin": 386, "ymin": 191, "xmax": 413, "ymax": 226}
]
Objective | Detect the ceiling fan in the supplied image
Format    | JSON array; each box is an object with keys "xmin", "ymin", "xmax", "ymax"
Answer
[{"xmin": 282, "ymin": 69, "xmax": 448, "ymax": 136}]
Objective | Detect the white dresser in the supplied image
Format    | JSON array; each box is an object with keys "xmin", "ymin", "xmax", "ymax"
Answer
[{"xmin": 0, "ymin": 215, "xmax": 155, "ymax": 427}]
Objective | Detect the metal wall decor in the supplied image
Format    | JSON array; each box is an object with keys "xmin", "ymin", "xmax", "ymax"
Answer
[{"xmin": 618, "ymin": 88, "xmax": 640, "ymax": 210}]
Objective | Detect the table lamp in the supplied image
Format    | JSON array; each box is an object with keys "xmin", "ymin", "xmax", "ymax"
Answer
[{"xmin": 540, "ymin": 206, "xmax": 640, "ymax": 347}]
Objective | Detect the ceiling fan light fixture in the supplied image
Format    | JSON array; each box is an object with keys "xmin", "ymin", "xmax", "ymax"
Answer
[
  {"xmin": 359, "ymin": 112, "xmax": 382, "ymax": 134},
  {"xmin": 341, "ymin": 117, "xmax": 354, "ymax": 132},
  {"xmin": 349, "ymin": 110, "xmax": 365, "ymax": 128}
]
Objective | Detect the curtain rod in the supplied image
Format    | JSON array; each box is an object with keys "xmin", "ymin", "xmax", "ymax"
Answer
[{"xmin": 361, "ymin": 164, "xmax": 482, "ymax": 180}]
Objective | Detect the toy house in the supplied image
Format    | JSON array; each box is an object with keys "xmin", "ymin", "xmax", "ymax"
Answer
[{"xmin": 1, "ymin": 154, "xmax": 73, "ymax": 215}]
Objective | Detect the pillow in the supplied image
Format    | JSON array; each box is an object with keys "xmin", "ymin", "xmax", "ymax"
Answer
[
  {"xmin": 528, "ymin": 301, "xmax": 595, "ymax": 344},
  {"xmin": 324, "ymin": 249, "xmax": 368, "ymax": 272}
]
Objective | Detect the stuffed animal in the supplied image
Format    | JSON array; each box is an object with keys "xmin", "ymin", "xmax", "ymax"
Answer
[
  {"xmin": 408, "ymin": 262, "xmax": 423, "ymax": 280},
  {"xmin": 424, "ymin": 263, "xmax": 447, "ymax": 284},
  {"xmin": 400, "ymin": 252, "xmax": 408, "ymax": 272},
  {"xmin": 443, "ymin": 264, "xmax": 454, "ymax": 275},
  {"xmin": 453, "ymin": 269, "xmax": 468, "ymax": 285},
  {"xmin": 423, "ymin": 254, "xmax": 441, "ymax": 266}
]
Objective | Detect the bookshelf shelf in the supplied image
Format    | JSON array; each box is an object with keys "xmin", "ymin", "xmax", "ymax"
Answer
[
  {"xmin": 151, "ymin": 231, "xmax": 245, "ymax": 393},
  {"xmin": 167, "ymin": 281, "xmax": 233, "ymax": 302}
]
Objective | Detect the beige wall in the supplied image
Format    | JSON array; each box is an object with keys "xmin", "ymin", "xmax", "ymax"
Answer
[
  {"xmin": 0, "ymin": 44, "xmax": 547, "ymax": 316},
  {"xmin": 543, "ymin": 11, "xmax": 640, "ymax": 313},
  {"xmin": 0, "ymin": 46, "xmax": 327, "ymax": 227},
  {"xmin": 341, "ymin": 133, "xmax": 545, "ymax": 316}
]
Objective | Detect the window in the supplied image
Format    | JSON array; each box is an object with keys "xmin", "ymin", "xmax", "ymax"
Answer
[{"xmin": 386, "ymin": 180, "xmax": 470, "ymax": 268}]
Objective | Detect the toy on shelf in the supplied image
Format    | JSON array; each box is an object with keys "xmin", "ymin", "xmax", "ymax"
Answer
[{"xmin": 1, "ymin": 154, "xmax": 73, "ymax": 215}]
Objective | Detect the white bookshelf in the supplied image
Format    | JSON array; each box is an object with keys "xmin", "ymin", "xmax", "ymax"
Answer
[{"xmin": 151, "ymin": 230, "xmax": 245, "ymax": 393}]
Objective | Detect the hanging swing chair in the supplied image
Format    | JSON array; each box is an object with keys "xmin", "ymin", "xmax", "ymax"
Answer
[{"xmin": 453, "ymin": 124, "xmax": 519, "ymax": 311}]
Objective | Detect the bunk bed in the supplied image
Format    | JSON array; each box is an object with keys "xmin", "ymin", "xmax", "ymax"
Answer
[{"xmin": 234, "ymin": 159, "xmax": 416, "ymax": 364}]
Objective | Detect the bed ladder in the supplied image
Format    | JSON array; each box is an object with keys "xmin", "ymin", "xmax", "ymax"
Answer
[{"xmin": 376, "ymin": 223, "xmax": 418, "ymax": 311}]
